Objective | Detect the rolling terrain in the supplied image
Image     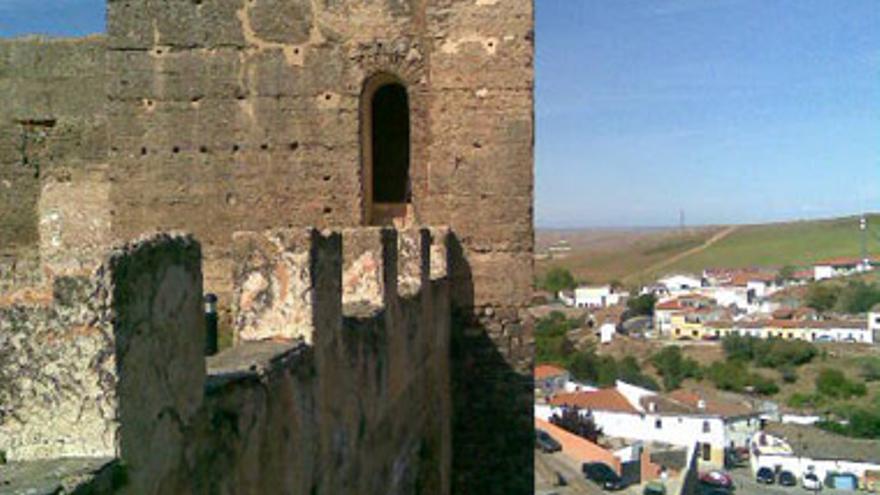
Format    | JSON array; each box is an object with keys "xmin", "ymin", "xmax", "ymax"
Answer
[{"xmin": 537, "ymin": 214, "xmax": 880, "ymax": 286}]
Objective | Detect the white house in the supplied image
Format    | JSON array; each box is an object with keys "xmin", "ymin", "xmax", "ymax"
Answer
[
  {"xmin": 750, "ymin": 423, "xmax": 880, "ymax": 487},
  {"xmin": 869, "ymin": 304, "xmax": 880, "ymax": 343},
  {"xmin": 557, "ymin": 290, "xmax": 575, "ymax": 307},
  {"xmin": 699, "ymin": 285, "xmax": 750, "ymax": 311},
  {"xmin": 813, "ymin": 256, "xmax": 877, "ymax": 281},
  {"xmin": 658, "ymin": 274, "xmax": 703, "ymax": 293},
  {"xmin": 569, "ymin": 285, "xmax": 628, "ymax": 308},
  {"xmin": 544, "ymin": 385, "xmax": 762, "ymax": 468},
  {"xmin": 599, "ymin": 322, "xmax": 616, "ymax": 344},
  {"xmin": 534, "ymin": 364, "xmax": 570, "ymax": 395}
]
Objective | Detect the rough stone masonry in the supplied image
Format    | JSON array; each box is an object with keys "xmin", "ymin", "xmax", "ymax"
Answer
[{"xmin": 0, "ymin": 0, "xmax": 534, "ymax": 492}]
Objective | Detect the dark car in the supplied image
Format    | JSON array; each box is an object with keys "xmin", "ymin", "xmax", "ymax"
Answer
[
  {"xmin": 778, "ymin": 470, "xmax": 797, "ymax": 486},
  {"xmin": 643, "ymin": 481, "xmax": 666, "ymax": 495},
  {"xmin": 536, "ymin": 429, "xmax": 562, "ymax": 453},
  {"xmin": 700, "ymin": 487, "xmax": 732, "ymax": 495},
  {"xmin": 582, "ymin": 462, "xmax": 625, "ymax": 491},
  {"xmin": 756, "ymin": 466, "xmax": 775, "ymax": 484}
]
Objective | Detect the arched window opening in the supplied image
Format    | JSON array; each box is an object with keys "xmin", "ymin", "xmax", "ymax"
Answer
[{"xmin": 362, "ymin": 75, "xmax": 411, "ymax": 225}]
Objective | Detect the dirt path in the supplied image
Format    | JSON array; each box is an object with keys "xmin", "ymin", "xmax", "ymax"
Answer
[{"xmin": 636, "ymin": 225, "xmax": 739, "ymax": 278}]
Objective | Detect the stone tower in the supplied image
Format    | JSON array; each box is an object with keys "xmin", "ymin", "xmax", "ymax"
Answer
[{"xmin": 0, "ymin": 0, "xmax": 534, "ymax": 492}]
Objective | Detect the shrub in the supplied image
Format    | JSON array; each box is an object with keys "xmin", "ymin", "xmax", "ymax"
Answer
[
  {"xmin": 541, "ymin": 267, "xmax": 576, "ymax": 294},
  {"xmin": 650, "ymin": 346, "xmax": 702, "ymax": 391},
  {"xmin": 860, "ymin": 357, "xmax": 880, "ymax": 382},
  {"xmin": 626, "ymin": 294, "xmax": 657, "ymax": 317},
  {"xmin": 550, "ymin": 407, "xmax": 603, "ymax": 443},
  {"xmin": 817, "ymin": 408, "xmax": 880, "ymax": 439},
  {"xmin": 786, "ymin": 392, "xmax": 825, "ymax": 409},
  {"xmin": 806, "ymin": 284, "xmax": 839, "ymax": 313},
  {"xmin": 721, "ymin": 335, "xmax": 817, "ymax": 369},
  {"xmin": 816, "ymin": 368, "xmax": 867, "ymax": 399},
  {"xmin": 779, "ymin": 366, "xmax": 798, "ymax": 384},
  {"xmin": 705, "ymin": 360, "xmax": 779, "ymax": 396}
]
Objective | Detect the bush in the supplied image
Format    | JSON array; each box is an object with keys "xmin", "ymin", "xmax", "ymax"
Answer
[
  {"xmin": 817, "ymin": 408, "xmax": 880, "ymax": 439},
  {"xmin": 541, "ymin": 267, "xmax": 576, "ymax": 294},
  {"xmin": 786, "ymin": 392, "xmax": 825, "ymax": 409},
  {"xmin": 721, "ymin": 335, "xmax": 817, "ymax": 369},
  {"xmin": 550, "ymin": 407, "xmax": 603, "ymax": 443},
  {"xmin": 705, "ymin": 360, "xmax": 779, "ymax": 396},
  {"xmin": 535, "ymin": 312, "xmax": 580, "ymax": 365},
  {"xmin": 650, "ymin": 346, "xmax": 702, "ymax": 391},
  {"xmin": 806, "ymin": 284, "xmax": 839, "ymax": 313},
  {"xmin": 779, "ymin": 366, "xmax": 798, "ymax": 384},
  {"xmin": 859, "ymin": 357, "xmax": 880, "ymax": 382},
  {"xmin": 834, "ymin": 281, "xmax": 880, "ymax": 314},
  {"xmin": 816, "ymin": 368, "xmax": 867, "ymax": 399},
  {"xmin": 626, "ymin": 294, "xmax": 657, "ymax": 317}
]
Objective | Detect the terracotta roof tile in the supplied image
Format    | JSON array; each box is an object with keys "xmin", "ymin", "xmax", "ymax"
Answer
[
  {"xmin": 549, "ymin": 389, "xmax": 639, "ymax": 414},
  {"xmin": 535, "ymin": 364, "xmax": 568, "ymax": 380}
]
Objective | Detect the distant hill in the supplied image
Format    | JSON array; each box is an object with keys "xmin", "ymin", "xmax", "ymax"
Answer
[{"xmin": 536, "ymin": 214, "xmax": 880, "ymax": 287}]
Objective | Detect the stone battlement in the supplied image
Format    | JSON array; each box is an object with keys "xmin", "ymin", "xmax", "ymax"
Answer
[{"xmin": 0, "ymin": 226, "xmax": 451, "ymax": 494}]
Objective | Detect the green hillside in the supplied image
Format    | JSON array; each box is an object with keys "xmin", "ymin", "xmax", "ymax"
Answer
[
  {"xmin": 660, "ymin": 214, "xmax": 880, "ymax": 276},
  {"xmin": 537, "ymin": 214, "xmax": 880, "ymax": 287}
]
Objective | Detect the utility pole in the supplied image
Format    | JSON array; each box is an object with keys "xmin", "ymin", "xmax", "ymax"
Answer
[{"xmin": 860, "ymin": 215, "xmax": 868, "ymax": 270}]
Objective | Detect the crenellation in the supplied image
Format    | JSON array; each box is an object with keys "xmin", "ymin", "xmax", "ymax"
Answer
[
  {"xmin": 341, "ymin": 227, "xmax": 398, "ymax": 313},
  {"xmin": 231, "ymin": 227, "xmax": 341, "ymax": 346}
]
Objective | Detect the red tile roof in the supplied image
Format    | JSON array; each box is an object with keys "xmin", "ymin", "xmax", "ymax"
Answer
[
  {"xmin": 655, "ymin": 300, "xmax": 683, "ymax": 311},
  {"xmin": 549, "ymin": 389, "xmax": 639, "ymax": 414},
  {"xmin": 535, "ymin": 364, "xmax": 568, "ymax": 380},
  {"xmin": 814, "ymin": 256, "xmax": 880, "ymax": 267}
]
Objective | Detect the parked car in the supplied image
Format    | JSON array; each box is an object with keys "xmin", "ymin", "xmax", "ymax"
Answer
[
  {"xmin": 778, "ymin": 470, "xmax": 796, "ymax": 486},
  {"xmin": 700, "ymin": 487, "xmax": 732, "ymax": 495},
  {"xmin": 535, "ymin": 429, "xmax": 562, "ymax": 453},
  {"xmin": 582, "ymin": 462, "xmax": 625, "ymax": 491},
  {"xmin": 699, "ymin": 470, "xmax": 733, "ymax": 489},
  {"xmin": 802, "ymin": 472, "xmax": 822, "ymax": 491},
  {"xmin": 756, "ymin": 466, "xmax": 775, "ymax": 484},
  {"xmin": 643, "ymin": 481, "xmax": 666, "ymax": 495},
  {"xmin": 825, "ymin": 472, "xmax": 858, "ymax": 490}
]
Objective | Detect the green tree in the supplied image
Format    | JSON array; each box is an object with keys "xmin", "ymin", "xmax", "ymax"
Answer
[
  {"xmin": 650, "ymin": 346, "xmax": 702, "ymax": 391},
  {"xmin": 542, "ymin": 267, "xmax": 576, "ymax": 294},
  {"xmin": 816, "ymin": 368, "xmax": 867, "ymax": 399},
  {"xmin": 549, "ymin": 407, "xmax": 603, "ymax": 443},
  {"xmin": 776, "ymin": 265, "xmax": 796, "ymax": 284},
  {"xmin": 806, "ymin": 284, "xmax": 839, "ymax": 313},
  {"xmin": 834, "ymin": 281, "xmax": 880, "ymax": 314},
  {"xmin": 626, "ymin": 294, "xmax": 657, "ymax": 317}
]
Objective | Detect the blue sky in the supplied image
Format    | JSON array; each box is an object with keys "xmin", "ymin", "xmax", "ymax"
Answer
[
  {"xmin": 0, "ymin": 0, "xmax": 104, "ymax": 37},
  {"xmin": 537, "ymin": 0, "xmax": 880, "ymax": 227},
  {"xmin": 2, "ymin": 1, "xmax": 878, "ymax": 228}
]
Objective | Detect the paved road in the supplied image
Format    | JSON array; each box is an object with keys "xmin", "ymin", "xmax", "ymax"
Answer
[{"xmin": 535, "ymin": 450, "xmax": 603, "ymax": 495}]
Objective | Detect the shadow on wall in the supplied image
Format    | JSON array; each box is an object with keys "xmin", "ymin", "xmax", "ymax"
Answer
[{"xmin": 448, "ymin": 235, "xmax": 534, "ymax": 494}]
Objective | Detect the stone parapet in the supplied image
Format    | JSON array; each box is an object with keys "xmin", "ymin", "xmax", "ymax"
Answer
[{"xmin": 0, "ymin": 226, "xmax": 451, "ymax": 495}]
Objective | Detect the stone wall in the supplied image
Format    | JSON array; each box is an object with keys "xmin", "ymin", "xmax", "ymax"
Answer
[
  {"xmin": 0, "ymin": 227, "xmax": 451, "ymax": 494},
  {"xmin": 0, "ymin": 233, "xmax": 204, "ymax": 463},
  {"xmin": 103, "ymin": 0, "xmax": 534, "ymax": 316},
  {"xmin": 0, "ymin": 36, "xmax": 109, "ymax": 290}
]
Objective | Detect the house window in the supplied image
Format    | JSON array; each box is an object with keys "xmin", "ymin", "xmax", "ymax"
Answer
[
  {"xmin": 702, "ymin": 443, "xmax": 711, "ymax": 461},
  {"xmin": 362, "ymin": 74, "xmax": 411, "ymax": 225},
  {"xmin": 655, "ymin": 419, "xmax": 662, "ymax": 429},
  {"xmin": 702, "ymin": 420, "xmax": 710, "ymax": 433}
]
